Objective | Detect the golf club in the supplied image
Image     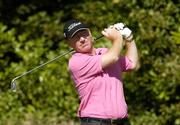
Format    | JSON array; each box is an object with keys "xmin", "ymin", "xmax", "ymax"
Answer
[{"xmin": 11, "ymin": 35, "xmax": 104, "ymax": 92}]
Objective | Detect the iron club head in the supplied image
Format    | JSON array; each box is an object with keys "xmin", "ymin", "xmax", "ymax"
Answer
[{"xmin": 11, "ymin": 80, "xmax": 17, "ymax": 92}]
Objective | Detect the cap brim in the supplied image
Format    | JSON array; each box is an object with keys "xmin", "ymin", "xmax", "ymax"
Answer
[{"xmin": 70, "ymin": 27, "xmax": 89, "ymax": 38}]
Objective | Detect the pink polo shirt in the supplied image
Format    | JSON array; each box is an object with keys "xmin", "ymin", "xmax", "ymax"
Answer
[{"xmin": 68, "ymin": 48, "xmax": 133, "ymax": 119}]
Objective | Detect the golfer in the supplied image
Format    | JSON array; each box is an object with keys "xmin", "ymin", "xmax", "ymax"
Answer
[{"xmin": 63, "ymin": 19, "xmax": 138, "ymax": 125}]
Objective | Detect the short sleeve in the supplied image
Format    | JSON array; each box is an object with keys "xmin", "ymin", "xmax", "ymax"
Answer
[
  {"xmin": 69, "ymin": 55, "xmax": 103, "ymax": 83},
  {"xmin": 119, "ymin": 56, "xmax": 133, "ymax": 72}
]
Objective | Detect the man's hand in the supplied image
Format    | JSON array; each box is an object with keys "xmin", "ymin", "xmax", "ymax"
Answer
[
  {"xmin": 113, "ymin": 23, "xmax": 133, "ymax": 41},
  {"xmin": 101, "ymin": 26, "xmax": 123, "ymax": 42}
]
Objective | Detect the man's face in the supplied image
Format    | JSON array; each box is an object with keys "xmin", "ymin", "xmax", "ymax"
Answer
[{"xmin": 68, "ymin": 29, "xmax": 94, "ymax": 53}]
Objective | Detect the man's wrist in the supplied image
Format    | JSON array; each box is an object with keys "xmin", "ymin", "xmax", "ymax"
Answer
[
  {"xmin": 126, "ymin": 39, "xmax": 133, "ymax": 43},
  {"xmin": 125, "ymin": 39, "xmax": 135, "ymax": 47}
]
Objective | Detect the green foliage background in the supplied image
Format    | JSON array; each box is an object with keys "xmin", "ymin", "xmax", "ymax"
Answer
[{"xmin": 0, "ymin": 0, "xmax": 179, "ymax": 125}]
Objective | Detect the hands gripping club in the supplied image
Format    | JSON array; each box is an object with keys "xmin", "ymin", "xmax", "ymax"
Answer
[{"xmin": 113, "ymin": 23, "xmax": 133, "ymax": 41}]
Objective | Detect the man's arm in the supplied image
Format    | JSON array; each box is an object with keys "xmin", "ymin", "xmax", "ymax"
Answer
[
  {"xmin": 125, "ymin": 40, "xmax": 139, "ymax": 69},
  {"xmin": 101, "ymin": 27, "xmax": 124, "ymax": 69}
]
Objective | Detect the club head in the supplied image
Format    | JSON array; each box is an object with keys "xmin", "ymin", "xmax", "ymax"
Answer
[{"xmin": 11, "ymin": 81, "xmax": 17, "ymax": 92}]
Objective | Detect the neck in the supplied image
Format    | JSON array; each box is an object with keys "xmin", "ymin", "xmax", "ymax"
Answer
[
  {"xmin": 87, "ymin": 48, "xmax": 96, "ymax": 55},
  {"xmin": 76, "ymin": 48, "xmax": 96, "ymax": 55}
]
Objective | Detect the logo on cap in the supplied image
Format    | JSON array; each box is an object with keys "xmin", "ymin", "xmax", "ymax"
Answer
[{"xmin": 68, "ymin": 22, "xmax": 81, "ymax": 31}]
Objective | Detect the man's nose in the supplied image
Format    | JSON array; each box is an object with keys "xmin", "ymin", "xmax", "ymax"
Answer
[{"xmin": 79, "ymin": 37, "xmax": 85, "ymax": 43}]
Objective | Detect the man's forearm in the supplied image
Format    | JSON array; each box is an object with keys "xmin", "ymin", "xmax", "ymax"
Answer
[
  {"xmin": 101, "ymin": 37, "xmax": 123, "ymax": 68},
  {"xmin": 125, "ymin": 40, "xmax": 139, "ymax": 69}
]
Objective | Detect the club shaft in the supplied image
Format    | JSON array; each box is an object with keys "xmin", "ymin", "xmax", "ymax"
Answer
[
  {"xmin": 11, "ymin": 35, "xmax": 103, "ymax": 89},
  {"xmin": 94, "ymin": 35, "xmax": 103, "ymax": 41},
  {"xmin": 11, "ymin": 49, "xmax": 74, "ymax": 82}
]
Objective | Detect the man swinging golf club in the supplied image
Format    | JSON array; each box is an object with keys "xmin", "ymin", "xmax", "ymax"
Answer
[{"xmin": 63, "ymin": 19, "xmax": 138, "ymax": 125}]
